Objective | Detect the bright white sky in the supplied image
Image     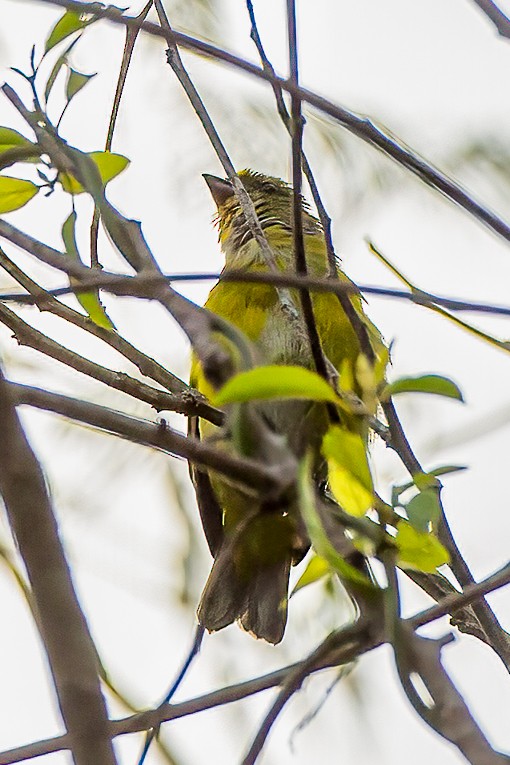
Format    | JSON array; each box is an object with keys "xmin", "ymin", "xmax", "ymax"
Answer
[{"xmin": 1, "ymin": 1, "xmax": 510, "ymax": 764}]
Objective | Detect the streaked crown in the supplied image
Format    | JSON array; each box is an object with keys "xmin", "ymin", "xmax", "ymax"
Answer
[{"xmin": 204, "ymin": 170, "xmax": 321, "ymax": 250}]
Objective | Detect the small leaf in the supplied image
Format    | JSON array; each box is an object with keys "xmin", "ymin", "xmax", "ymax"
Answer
[
  {"xmin": 381, "ymin": 374, "xmax": 464, "ymax": 402},
  {"xmin": 59, "ymin": 151, "xmax": 129, "ymax": 194},
  {"xmin": 429, "ymin": 464, "xmax": 468, "ymax": 478},
  {"xmin": 374, "ymin": 344, "xmax": 390, "ymax": 386},
  {"xmin": 298, "ymin": 455, "xmax": 373, "ymax": 588},
  {"xmin": 45, "ymin": 10, "xmax": 91, "ymax": 53},
  {"xmin": 0, "ymin": 176, "xmax": 38, "ymax": 213},
  {"xmin": 66, "ymin": 68, "xmax": 96, "ymax": 101},
  {"xmin": 395, "ymin": 521, "xmax": 450, "ymax": 572},
  {"xmin": 392, "ymin": 465, "xmax": 466, "ymax": 506},
  {"xmin": 405, "ymin": 489, "xmax": 441, "ymax": 533},
  {"xmin": 62, "ymin": 212, "xmax": 115, "ymax": 331},
  {"xmin": 291, "ymin": 555, "xmax": 330, "ymax": 595},
  {"xmin": 62, "ymin": 210, "xmax": 80, "ymax": 260},
  {"xmin": 213, "ymin": 365, "xmax": 340, "ymax": 406},
  {"xmin": 44, "ymin": 37, "xmax": 80, "ymax": 103},
  {"xmin": 322, "ymin": 426, "xmax": 373, "ymax": 517}
]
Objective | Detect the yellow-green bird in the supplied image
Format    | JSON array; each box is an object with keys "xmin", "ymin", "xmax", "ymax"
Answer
[{"xmin": 190, "ymin": 170, "xmax": 384, "ymax": 644}]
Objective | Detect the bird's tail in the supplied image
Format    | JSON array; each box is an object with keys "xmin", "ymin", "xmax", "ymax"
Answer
[{"xmin": 197, "ymin": 514, "xmax": 295, "ymax": 644}]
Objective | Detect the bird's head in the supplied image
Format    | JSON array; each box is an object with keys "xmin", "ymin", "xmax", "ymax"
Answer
[{"xmin": 203, "ymin": 169, "xmax": 320, "ymax": 255}]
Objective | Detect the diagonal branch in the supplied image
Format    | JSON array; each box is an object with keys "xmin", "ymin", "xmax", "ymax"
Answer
[
  {"xmin": 0, "ymin": 242, "xmax": 221, "ymax": 422},
  {"xmin": 0, "ymin": 367, "xmax": 117, "ymax": 765},
  {"xmin": 0, "ymin": 302, "xmax": 190, "ymax": 412},
  {"xmin": 470, "ymin": 0, "xmax": 510, "ymax": 37},
  {"xmin": 383, "ymin": 398, "xmax": 510, "ymax": 671},
  {"xmin": 32, "ymin": 0, "xmax": 510, "ymax": 248},
  {"xmin": 8, "ymin": 380, "xmax": 288, "ymax": 495}
]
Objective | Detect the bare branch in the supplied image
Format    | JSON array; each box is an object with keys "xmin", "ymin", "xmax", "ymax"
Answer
[
  {"xmin": 0, "ymin": 367, "xmax": 117, "ymax": 765},
  {"xmin": 3, "ymin": 265, "xmax": 510, "ymax": 318},
  {"xmin": 8, "ymin": 380, "xmax": 288, "ymax": 495},
  {"xmin": 0, "ymin": 302, "xmax": 191, "ymax": 412},
  {"xmin": 1, "ymin": 557, "xmax": 509, "ymax": 765},
  {"xmin": 30, "ymin": 0, "xmax": 510, "ymax": 248},
  {"xmin": 383, "ymin": 398, "xmax": 510, "ymax": 671},
  {"xmin": 471, "ymin": 0, "xmax": 510, "ymax": 38}
]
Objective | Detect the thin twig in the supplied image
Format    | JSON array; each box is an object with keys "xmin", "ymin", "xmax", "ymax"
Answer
[
  {"xmin": 153, "ymin": 0, "xmax": 300, "ymax": 324},
  {"xmin": 285, "ymin": 0, "xmax": 338, "ymax": 416},
  {"xmin": 8, "ymin": 380, "xmax": 289, "ymax": 495},
  {"xmin": 0, "ymin": 302, "xmax": 191, "ymax": 413},
  {"xmin": 3, "ymin": 265, "xmax": 510, "ymax": 318},
  {"xmin": 30, "ymin": 0, "xmax": 510, "ymax": 250},
  {"xmin": 90, "ymin": 0, "xmax": 153, "ymax": 266},
  {"xmin": 0, "ymin": 245, "xmax": 221, "ymax": 422},
  {"xmin": 246, "ymin": 0, "xmax": 376, "ymax": 364}
]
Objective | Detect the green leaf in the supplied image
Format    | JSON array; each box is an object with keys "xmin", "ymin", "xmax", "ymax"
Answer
[
  {"xmin": 0, "ymin": 128, "xmax": 33, "ymax": 152},
  {"xmin": 405, "ymin": 489, "xmax": 441, "ymax": 533},
  {"xmin": 291, "ymin": 555, "xmax": 331, "ymax": 596},
  {"xmin": 213, "ymin": 365, "xmax": 339, "ymax": 406},
  {"xmin": 395, "ymin": 521, "xmax": 450, "ymax": 572},
  {"xmin": 297, "ymin": 455, "xmax": 373, "ymax": 589},
  {"xmin": 66, "ymin": 68, "xmax": 97, "ymax": 101},
  {"xmin": 62, "ymin": 212, "xmax": 115, "ymax": 331},
  {"xmin": 381, "ymin": 374, "xmax": 464, "ymax": 402},
  {"xmin": 391, "ymin": 465, "xmax": 466, "ymax": 506},
  {"xmin": 0, "ymin": 176, "xmax": 38, "ymax": 213},
  {"xmin": 44, "ymin": 37, "xmax": 80, "ymax": 103},
  {"xmin": 59, "ymin": 151, "xmax": 130, "ymax": 195},
  {"xmin": 45, "ymin": 9, "xmax": 91, "ymax": 53},
  {"xmin": 322, "ymin": 426, "xmax": 373, "ymax": 517}
]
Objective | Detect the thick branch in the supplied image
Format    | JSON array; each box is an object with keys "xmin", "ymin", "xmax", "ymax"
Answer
[
  {"xmin": 470, "ymin": 0, "xmax": 510, "ymax": 37},
  {"xmin": 0, "ymin": 368, "xmax": 116, "ymax": 765}
]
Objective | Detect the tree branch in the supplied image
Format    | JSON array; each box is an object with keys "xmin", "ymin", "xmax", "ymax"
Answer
[
  {"xmin": 470, "ymin": 0, "xmax": 510, "ymax": 38},
  {"xmin": 8, "ymin": 380, "xmax": 289, "ymax": 496},
  {"xmin": 0, "ymin": 367, "xmax": 117, "ymax": 765},
  {"xmin": 2, "ymin": 558, "xmax": 509, "ymax": 765},
  {"xmin": 0, "ymin": 302, "xmax": 195, "ymax": 413},
  {"xmin": 31, "ymin": 0, "xmax": 510, "ymax": 248}
]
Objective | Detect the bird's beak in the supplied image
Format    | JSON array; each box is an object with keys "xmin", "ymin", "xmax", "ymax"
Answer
[{"xmin": 203, "ymin": 174, "xmax": 235, "ymax": 207}]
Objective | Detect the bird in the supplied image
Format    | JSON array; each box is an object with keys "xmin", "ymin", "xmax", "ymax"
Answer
[{"xmin": 189, "ymin": 170, "xmax": 384, "ymax": 644}]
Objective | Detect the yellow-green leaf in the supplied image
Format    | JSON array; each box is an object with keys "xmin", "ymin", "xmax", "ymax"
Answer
[
  {"xmin": 322, "ymin": 426, "xmax": 373, "ymax": 517},
  {"xmin": 0, "ymin": 128, "xmax": 34, "ymax": 152},
  {"xmin": 66, "ymin": 68, "xmax": 96, "ymax": 101},
  {"xmin": 0, "ymin": 176, "xmax": 38, "ymax": 213},
  {"xmin": 214, "ymin": 365, "xmax": 339, "ymax": 406},
  {"xmin": 405, "ymin": 489, "xmax": 440, "ymax": 532},
  {"xmin": 291, "ymin": 555, "xmax": 330, "ymax": 596},
  {"xmin": 381, "ymin": 374, "xmax": 464, "ymax": 402},
  {"xmin": 44, "ymin": 37, "xmax": 80, "ymax": 103},
  {"xmin": 395, "ymin": 521, "xmax": 450, "ymax": 572},
  {"xmin": 62, "ymin": 212, "xmax": 115, "ymax": 331},
  {"xmin": 45, "ymin": 9, "xmax": 93, "ymax": 53},
  {"xmin": 391, "ymin": 465, "xmax": 466, "ymax": 505},
  {"xmin": 59, "ymin": 151, "xmax": 129, "ymax": 194},
  {"xmin": 297, "ymin": 455, "xmax": 373, "ymax": 589}
]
